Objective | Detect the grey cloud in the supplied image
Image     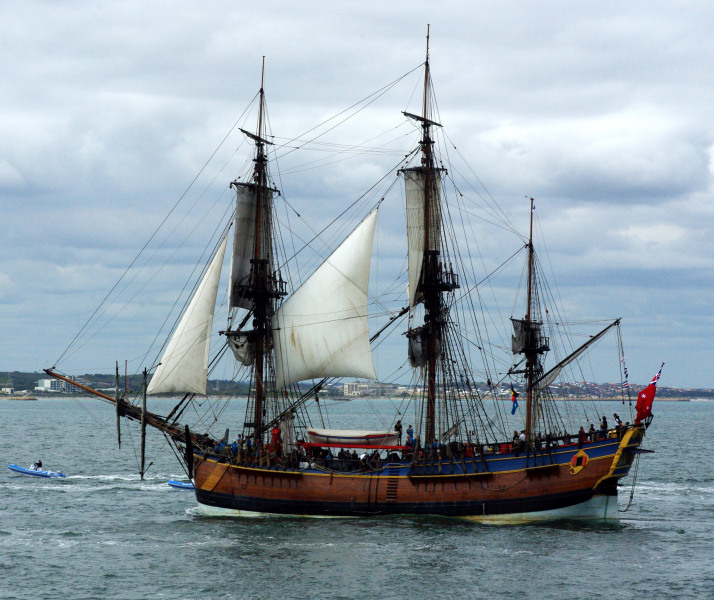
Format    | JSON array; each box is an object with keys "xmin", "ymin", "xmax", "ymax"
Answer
[{"xmin": 2, "ymin": 1, "xmax": 714, "ymax": 387}]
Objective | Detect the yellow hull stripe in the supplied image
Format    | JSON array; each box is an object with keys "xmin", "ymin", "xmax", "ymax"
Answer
[{"xmin": 592, "ymin": 427, "xmax": 639, "ymax": 490}]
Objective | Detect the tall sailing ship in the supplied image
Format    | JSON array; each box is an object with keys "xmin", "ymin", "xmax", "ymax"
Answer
[{"xmin": 47, "ymin": 37, "xmax": 653, "ymax": 522}]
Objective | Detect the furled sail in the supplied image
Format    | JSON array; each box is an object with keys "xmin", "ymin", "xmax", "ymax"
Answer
[
  {"xmin": 147, "ymin": 237, "xmax": 228, "ymax": 395},
  {"xmin": 403, "ymin": 169, "xmax": 441, "ymax": 308},
  {"xmin": 511, "ymin": 318, "xmax": 544, "ymax": 355},
  {"xmin": 227, "ymin": 334, "xmax": 254, "ymax": 366},
  {"xmin": 272, "ymin": 210, "xmax": 378, "ymax": 389},
  {"xmin": 407, "ymin": 325, "xmax": 441, "ymax": 368},
  {"xmin": 531, "ymin": 392, "xmax": 544, "ymax": 432}
]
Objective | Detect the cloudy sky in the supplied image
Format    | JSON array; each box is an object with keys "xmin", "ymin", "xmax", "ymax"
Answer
[{"xmin": 2, "ymin": 1, "xmax": 713, "ymax": 389}]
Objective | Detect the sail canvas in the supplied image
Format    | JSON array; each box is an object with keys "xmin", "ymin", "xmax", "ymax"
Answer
[
  {"xmin": 147, "ymin": 237, "xmax": 228, "ymax": 396},
  {"xmin": 272, "ymin": 210, "xmax": 378, "ymax": 389}
]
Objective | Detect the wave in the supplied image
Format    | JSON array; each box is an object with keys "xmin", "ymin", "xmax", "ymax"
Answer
[
  {"xmin": 66, "ymin": 473, "xmax": 182, "ymax": 482},
  {"xmin": 636, "ymin": 480, "xmax": 714, "ymax": 495}
]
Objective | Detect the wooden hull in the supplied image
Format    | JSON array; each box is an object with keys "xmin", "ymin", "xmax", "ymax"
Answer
[{"xmin": 191, "ymin": 427, "xmax": 643, "ymax": 521}]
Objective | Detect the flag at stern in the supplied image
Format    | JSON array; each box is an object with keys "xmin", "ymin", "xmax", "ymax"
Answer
[{"xmin": 635, "ymin": 363, "xmax": 664, "ymax": 424}]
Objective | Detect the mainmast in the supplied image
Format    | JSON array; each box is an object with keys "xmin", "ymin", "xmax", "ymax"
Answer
[{"xmin": 402, "ymin": 26, "xmax": 459, "ymax": 446}]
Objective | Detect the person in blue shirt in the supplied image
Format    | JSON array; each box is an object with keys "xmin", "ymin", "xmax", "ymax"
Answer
[{"xmin": 599, "ymin": 416, "xmax": 608, "ymax": 439}]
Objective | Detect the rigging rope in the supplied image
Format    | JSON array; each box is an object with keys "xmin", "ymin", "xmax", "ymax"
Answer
[{"xmin": 55, "ymin": 95, "xmax": 259, "ymax": 367}]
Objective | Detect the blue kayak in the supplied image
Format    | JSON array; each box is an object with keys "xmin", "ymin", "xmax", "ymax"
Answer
[
  {"xmin": 168, "ymin": 479, "xmax": 194, "ymax": 490},
  {"xmin": 9, "ymin": 464, "xmax": 66, "ymax": 478}
]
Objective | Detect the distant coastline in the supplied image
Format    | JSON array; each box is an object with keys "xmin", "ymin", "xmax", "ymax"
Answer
[
  {"xmin": 1, "ymin": 393, "xmax": 702, "ymax": 402},
  {"xmin": 2, "ymin": 370, "xmax": 712, "ymax": 401}
]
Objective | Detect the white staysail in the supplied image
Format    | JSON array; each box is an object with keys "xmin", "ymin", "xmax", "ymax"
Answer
[
  {"xmin": 272, "ymin": 210, "xmax": 378, "ymax": 389},
  {"xmin": 403, "ymin": 169, "xmax": 441, "ymax": 308},
  {"xmin": 147, "ymin": 237, "xmax": 228, "ymax": 396}
]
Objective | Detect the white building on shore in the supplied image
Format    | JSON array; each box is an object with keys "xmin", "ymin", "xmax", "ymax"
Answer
[
  {"xmin": 343, "ymin": 382, "xmax": 371, "ymax": 396},
  {"xmin": 36, "ymin": 378, "xmax": 82, "ymax": 393}
]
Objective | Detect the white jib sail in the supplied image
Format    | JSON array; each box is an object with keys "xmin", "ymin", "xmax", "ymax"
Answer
[
  {"xmin": 272, "ymin": 209, "xmax": 378, "ymax": 389},
  {"xmin": 147, "ymin": 236, "xmax": 228, "ymax": 396}
]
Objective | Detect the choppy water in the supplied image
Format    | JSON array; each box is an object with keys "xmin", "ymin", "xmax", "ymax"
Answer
[{"xmin": 1, "ymin": 397, "xmax": 712, "ymax": 599}]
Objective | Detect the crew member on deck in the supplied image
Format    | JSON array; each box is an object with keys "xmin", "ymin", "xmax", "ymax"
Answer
[
  {"xmin": 578, "ymin": 427, "xmax": 586, "ymax": 449},
  {"xmin": 271, "ymin": 426, "xmax": 281, "ymax": 452},
  {"xmin": 588, "ymin": 423, "xmax": 596, "ymax": 442},
  {"xmin": 614, "ymin": 413, "xmax": 623, "ymax": 438},
  {"xmin": 512, "ymin": 430, "xmax": 522, "ymax": 455},
  {"xmin": 29, "ymin": 460, "xmax": 42, "ymax": 471},
  {"xmin": 600, "ymin": 416, "xmax": 608, "ymax": 439},
  {"xmin": 395, "ymin": 420, "xmax": 403, "ymax": 445}
]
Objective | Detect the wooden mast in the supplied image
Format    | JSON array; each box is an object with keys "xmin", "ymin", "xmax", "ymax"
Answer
[
  {"xmin": 252, "ymin": 57, "xmax": 267, "ymax": 446},
  {"xmin": 402, "ymin": 26, "xmax": 457, "ymax": 447},
  {"xmin": 225, "ymin": 58, "xmax": 283, "ymax": 447},
  {"xmin": 421, "ymin": 25, "xmax": 438, "ymax": 447},
  {"xmin": 525, "ymin": 197, "xmax": 535, "ymax": 441}
]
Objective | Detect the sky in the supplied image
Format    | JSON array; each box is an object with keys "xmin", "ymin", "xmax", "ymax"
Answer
[{"xmin": 1, "ymin": 1, "xmax": 713, "ymax": 389}]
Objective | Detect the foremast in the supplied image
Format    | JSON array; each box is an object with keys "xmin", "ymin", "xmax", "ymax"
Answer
[{"xmin": 225, "ymin": 58, "xmax": 285, "ymax": 445}]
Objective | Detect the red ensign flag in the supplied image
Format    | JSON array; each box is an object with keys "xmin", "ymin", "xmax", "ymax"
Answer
[
  {"xmin": 635, "ymin": 384, "xmax": 656, "ymax": 424},
  {"xmin": 635, "ymin": 364, "xmax": 663, "ymax": 424}
]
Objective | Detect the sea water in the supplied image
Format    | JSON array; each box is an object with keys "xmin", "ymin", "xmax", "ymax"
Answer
[{"xmin": 1, "ymin": 397, "xmax": 712, "ymax": 600}]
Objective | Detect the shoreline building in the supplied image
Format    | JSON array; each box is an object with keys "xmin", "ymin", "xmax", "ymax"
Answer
[{"xmin": 36, "ymin": 377, "xmax": 82, "ymax": 393}]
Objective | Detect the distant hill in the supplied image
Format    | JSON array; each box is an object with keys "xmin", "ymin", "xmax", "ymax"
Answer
[{"xmin": 0, "ymin": 371, "xmax": 250, "ymax": 395}]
